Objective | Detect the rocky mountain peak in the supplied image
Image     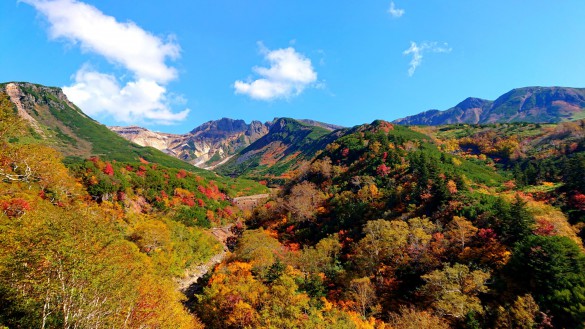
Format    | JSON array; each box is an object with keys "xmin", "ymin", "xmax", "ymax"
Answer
[
  {"xmin": 190, "ymin": 118, "xmax": 249, "ymax": 136},
  {"xmin": 455, "ymin": 97, "xmax": 491, "ymax": 110}
]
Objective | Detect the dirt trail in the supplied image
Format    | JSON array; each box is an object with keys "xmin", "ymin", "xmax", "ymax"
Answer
[
  {"xmin": 176, "ymin": 225, "xmax": 234, "ymax": 293},
  {"xmin": 177, "ymin": 249, "xmax": 227, "ymax": 292}
]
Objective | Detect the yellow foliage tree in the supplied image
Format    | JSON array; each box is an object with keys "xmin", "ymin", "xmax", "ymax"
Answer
[{"xmin": 421, "ymin": 263, "xmax": 490, "ymax": 319}]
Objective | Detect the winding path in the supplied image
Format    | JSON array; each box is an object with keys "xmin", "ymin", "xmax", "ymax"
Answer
[{"xmin": 176, "ymin": 225, "xmax": 234, "ymax": 293}]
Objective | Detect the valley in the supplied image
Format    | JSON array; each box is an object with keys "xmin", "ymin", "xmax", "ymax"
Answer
[
  {"xmin": 4, "ymin": 1, "xmax": 585, "ymax": 328},
  {"xmin": 1, "ymin": 82, "xmax": 585, "ymax": 328}
]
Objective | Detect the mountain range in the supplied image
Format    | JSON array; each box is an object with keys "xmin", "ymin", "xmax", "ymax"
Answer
[
  {"xmin": 394, "ymin": 86, "xmax": 585, "ymax": 125},
  {"xmin": 4, "ymin": 82, "xmax": 585, "ymax": 179},
  {"xmin": 108, "ymin": 85, "xmax": 585, "ymax": 174},
  {"xmin": 111, "ymin": 118, "xmax": 342, "ymax": 169}
]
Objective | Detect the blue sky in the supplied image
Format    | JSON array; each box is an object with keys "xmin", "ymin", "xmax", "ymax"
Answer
[{"xmin": 2, "ymin": 1, "xmax": 585, "ymax": 134}]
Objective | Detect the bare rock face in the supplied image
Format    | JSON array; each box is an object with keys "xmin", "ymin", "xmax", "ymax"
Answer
[
  {"xmin": 5, "ymin": 83, "xmax": 44, "ymax": 134},
  {"xmin": 110, "ymin": 118, "xmax": 272, "ymax": 169},
  {"xmin": 247, "ymin": 120, "xmax": 270, "ymax": 140},
  {"xmin": 109, "ymin": 126, "xmax": 175, "ymax": 151}
]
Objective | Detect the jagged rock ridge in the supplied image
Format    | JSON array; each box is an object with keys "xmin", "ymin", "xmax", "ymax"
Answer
[
  {"xmin": 111, "ymin": 118, "xmax": 343, "ymax": 169},
  {"xmin": 111, "ymin": 118, "xmax": 271, "ymax": 169}
]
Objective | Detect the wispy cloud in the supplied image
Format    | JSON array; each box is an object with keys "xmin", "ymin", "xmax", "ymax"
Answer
[
  {"xmin": 388, "ymin": 1, "xmax": 405, "ymax": 18},
  {"xmin": 234, "ymin": 42, "xmax": 318, "ymax": 101},
  {"xmin": 22, "ymin": 0, "xmax": 188, "ymax": 124},
  {"xmin": 403, "ymin": 41, "xmax": 452, "ymax": 76}
]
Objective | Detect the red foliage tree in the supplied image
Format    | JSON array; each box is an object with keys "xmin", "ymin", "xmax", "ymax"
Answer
[
  {"xmin": 176, "ymin": 169, "xmax": 188, "ymax": 179},
  {"xmin": 570, "ymin": 192, "xmax": 585, "ymax": 211},
  {"xmin": 534, "ymin": 219, "xmax": 555, "ymax": 236},
  {"xmin": 1, "ymin": 198, "xmax": 31, "ymax": 218},
  {"xmin": 341, "ymin": 148, "xmax": 350, "ymax": 158},
  {"xmin": 376, "ymin": 164, "xmax": 390, "ymax": 177},
  {"xmin": 103, "ymin": 162, "xmax": 114, "ymax": 176}
]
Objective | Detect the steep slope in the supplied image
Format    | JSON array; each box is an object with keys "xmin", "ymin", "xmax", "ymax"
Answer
[
  {"xmin": 216, "ymin": 118, "xmax": 343, "ymax": 180},
  {"xmin": 2, "ymin": 82, "xmax": 202, "ymax": 171},
  {"xmin": 394, "ymin": 87, "xmax": 585, "ymax": 125},
  {"xmin": 0, "ymin": 90, "xmax": 269, "ymax": 328}
]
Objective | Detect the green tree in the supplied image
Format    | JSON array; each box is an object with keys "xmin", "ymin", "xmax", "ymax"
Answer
[
  {"xmin": 496, "ymin": 195, "xmax": 534, "ymax": 245},
  {"xmin": 507, "ymin": 235, "xmax": 585, "ymax": 328}
]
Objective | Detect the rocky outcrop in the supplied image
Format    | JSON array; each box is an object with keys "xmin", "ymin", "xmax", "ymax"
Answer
[
  {"xmin": 109, "ymin": 126, "xmax": 177, "ymax": 153},
  {"xmin": 2, "ymin": 82, "xmax": 95, "ymax": 156},
  {"xmin": 5, "ymin": 83, "xmax": 44, "ymax": 135}
]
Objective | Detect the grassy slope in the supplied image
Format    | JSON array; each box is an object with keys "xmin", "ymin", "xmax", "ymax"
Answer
[{"xmin": 4, "ymin": 82, "xmax": 205, "ymax": 169}]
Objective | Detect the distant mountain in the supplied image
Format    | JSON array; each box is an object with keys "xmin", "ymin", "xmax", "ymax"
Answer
[
  {"xmin": 295, "ymin": 119, "xmax": 344, "ymax": 132},
  {"xmin": 111, "ymin": 118, "xmax": 342, "ymax": 170},
  {"xmin": 394, "ymin": 87, "xmax": 585, "ymax": 125},
  {"xmin": 112, "ymin": 118, "xmax": 271, "ymax": 169},
  {"xmin": 1, "ymin": 82, "xmax": 198, "ymax": 171},
  {"xmin": 215, "ymin": 118, "xmax": 344, "ymax": 179}
]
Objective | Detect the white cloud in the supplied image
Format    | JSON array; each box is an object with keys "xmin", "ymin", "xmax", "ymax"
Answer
[
  {"xmin": 388, "ymin": 1, "xmax": 405, "ymax": 18},
  {"xmin": 234, "ymin": 43, "xmax": 318, "ymax": 101},
  {"xmin": 403, "ymin": 41, "xmax": 452, "ymax": 76},
  {"xmin": 22, "ymin": 0, "xmax": 188, "ymax": 124},
  {"xmin": 63, "ymin": 65, "xmax": 189, "ymax": 124}
]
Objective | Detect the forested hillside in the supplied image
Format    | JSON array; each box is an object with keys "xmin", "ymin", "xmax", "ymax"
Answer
[
  {"xmin": 216, "ymin": 118, "xmax": 343, "ymax": 183},
  {"xmin": 194, "ymin": 120, "xmax": 585, "ymax": 328},
  {"xmin": 2, "ymin": 82, "xmax": 200, "ymax": 170}
]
